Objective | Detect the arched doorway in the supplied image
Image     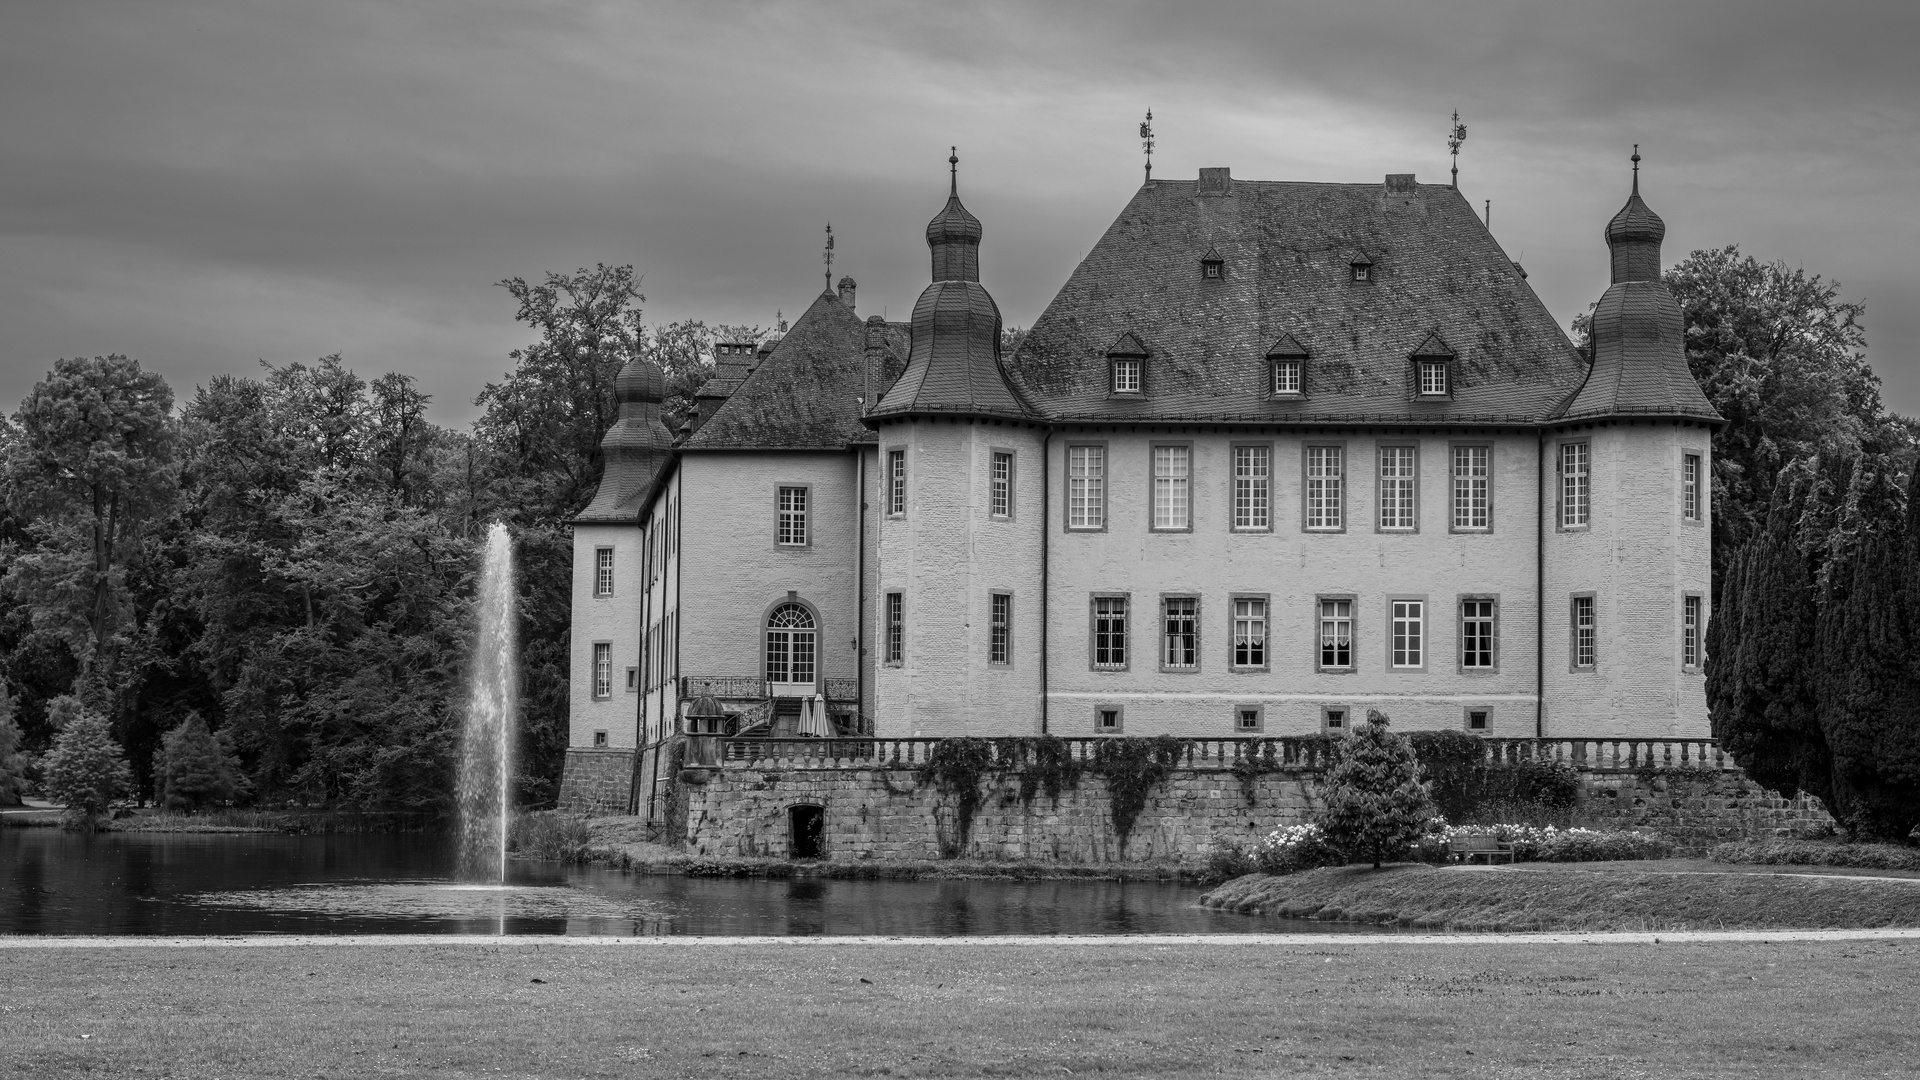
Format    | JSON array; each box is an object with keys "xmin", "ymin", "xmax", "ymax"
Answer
[
  {"xmin": 765, "ymin": 602, "xmax": 818, "ymax": 695},
  {"xmin": 788, "ymin": 804, "xmax": 824, "ymax": 858}
]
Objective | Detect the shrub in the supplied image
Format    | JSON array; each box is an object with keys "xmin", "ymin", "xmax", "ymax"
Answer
[
  {"xmin": 1251, "ymin": 823, "xmax": 1347, "ymax": 875},
  {"xmin": 1407, "ymin": 730, "xmax": 1581, "ymax": 823},
  {"xmin": 0, "ymin": 684, "xmax": 28, "ymax": 807},
  {"xmin": 152, "ymin": 715, "xmax": 248, "ymax": 811},
  {"xmin": 1314, "ymin": 710, "xmax": 1438, "ymax": 867},
  {"xmin": 1710, "ymin": 838, "xmax": 1920, "ymax": 872},
  {"xmin": 40, "ymin": 697, "xmax": 132, "ymax": 830},
  {"xmin": 508, "ymin": 811, "xmax": 596, "ymax": 863},
  {"xmin": 1438, "ymin": 823, "xmax": 1675, "ymax": 862},
  {"xmin": 1202, "ymin": 838, "xmax": 1258, "ymax": 883}
]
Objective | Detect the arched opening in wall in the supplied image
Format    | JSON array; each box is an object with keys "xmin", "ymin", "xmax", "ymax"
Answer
[
  {"xmin": 766, "ymin": 602, "xmax": 818, "ymax": 694},
  {"xmin": 788, "ymin": 804, "xmax": 824, "ymax": 859}
]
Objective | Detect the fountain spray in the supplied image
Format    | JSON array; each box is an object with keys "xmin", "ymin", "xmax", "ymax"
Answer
[{"xmin": 457, "ymin": 522, "xmax": 518, "ymax": 883}]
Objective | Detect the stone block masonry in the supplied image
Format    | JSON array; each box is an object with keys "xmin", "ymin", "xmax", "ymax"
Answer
[
  {"xmin": 672, "ymin": 737, "xmax": 1834, "ymax": 862},
  {"xmin": 557, "ymin": 748, "xmax": 637, "ymax": 815}
]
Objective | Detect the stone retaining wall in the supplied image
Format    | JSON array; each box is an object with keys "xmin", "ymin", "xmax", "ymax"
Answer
[
  {"xmin": 557, "ymin": 748, "xmax": 636, "ymax": 815},
  {"xmin": 675, "ymin": 762, "xmax": 1834, "ymax": 862}
]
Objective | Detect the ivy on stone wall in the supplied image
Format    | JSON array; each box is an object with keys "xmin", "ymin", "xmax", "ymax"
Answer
[
  {"xmin": 917, "ymin": 737, "xmax": 995, "ymax": 856},
  {"xmin": 1007, "ymin": 736, "xmax": 1083, "ymax": 805},
  {"xmin": 1091, "ymin": 736, "xmax": 1186, "ymax": 853},
  {"xmin": 1407, "ymin": 731, "xmax": 1580, "ymax": 823}
]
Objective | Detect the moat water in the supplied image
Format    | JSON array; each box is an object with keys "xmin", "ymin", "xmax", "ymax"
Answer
[{"xmin": 0, "ymin": 830, "xmax": 1354, "ymax": 937}]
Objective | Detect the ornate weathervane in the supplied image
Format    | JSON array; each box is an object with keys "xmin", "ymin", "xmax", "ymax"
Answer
[
  {"xmin": 822, "ymin": 222, "xmax": 834, "ymax": 292},
  {"xmin": 1140, "ymin": 109, "xmax": 1155, "ymax": 181},
  {"xmin": 1448, "ymin": 109, "xmax": 1467, "ymax": 188}
]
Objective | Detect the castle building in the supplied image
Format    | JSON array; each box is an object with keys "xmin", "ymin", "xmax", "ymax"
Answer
[{"xmin": 559, "ymin": 154, "xmax": 1721, "ymax": 818}]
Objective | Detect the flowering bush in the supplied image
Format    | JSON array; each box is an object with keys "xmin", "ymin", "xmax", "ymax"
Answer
[
  {"xmin": 1435, "ymin": 822, "xmax": 1674, "ymax": 863},
  {"xmin": 1251, "ymin": 823, "xmax": 1347, "ymax": 874}
]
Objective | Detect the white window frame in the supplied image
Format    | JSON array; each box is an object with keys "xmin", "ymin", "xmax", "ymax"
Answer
[
  {"xmin": 885, "ymin": 592, "xmax": 904, "ymax": 666},
  {"xmin": 1389, "ymin": 599, "xmax": 1425, "ymax": 670},
  {"xmin": 1151, "ymin": 444, "xmax": 1191, "ymax": 531},
  {"xmin": 1683, "ymin": 593, "xmax": 1702, "ymax": 670},
  {"xmin": 776, "ymin": 486, "xmax": 809, "ymax": 547},
  {"xmin": 1317, "ymin": 597, "xmax": 1354, "ymax": 672},
  {"xmin": 1460, "ymin": 598, "xmax": 1496, "ymax": 671},
  {"xmin": 989, "ymin": 591, "xmax": 1011, "ymax": 666},
  {"xmin": 1683, "ymin": 453, "xmax": 1701, "ymax": 522},
  {"xmin": 1231, "ymin": 596, "xmax": 1268, "ymax": 670},
  {"xmin": 1571, "ymin": 594, "xmax": 1596, "ymax": 670},
  {"xmin": 1560, "ymin": 442, "xmax": 1590, "ymax": 528},
  {"xmin": 1092, "ymin": 595, "xmax": 1129, "ymax": 671},
  {"xmin": 1304, "ymin": 445, "xmax": 1344, "ymax": 531},
  {"xmin": 1162, "ymin": 596, "xmax": 1198, "ymax": 671},
  {"xmin": 1450, "ymin": 444, "xmax": 1490, "ymax": 531},
  {"xmin": 1377, "ymin": 445, "xmax": 1417, "ymax": 532},
  {"xmin": 1417, "ymin": 360, "xmax": 1449, "ymax": 396},
  {"xmin": 594, "ymin": 547, "xmax": 615, "ymax": 597},
  {"xmin": 1232, "ymin": 444, "xmax": 1271, "ymax": 531},
  {"xmin": 886, "ymin": 449, "xmax": 906, "ymax": 517},
  {"xmin": 1272, "ymin": 358, "xmax": 1302, "ymax": 396},
  {"xmin": 766, "ymin": 603, "xmax": 818, "ymax": 686},
  {"xmin": 990, "ymin": 451, "xmax": 1014, "ymax": 519},
  {"xmin": 1067, "ymin": 444, "xmax": 1107, "ymax": 531},
  {"xmin": 1112, "ymin": 358, "xmax": 1142, "ymax": 394},
  {"xmin": 591, "ymin": 642, "xmax": 613, "ymax": 699}
]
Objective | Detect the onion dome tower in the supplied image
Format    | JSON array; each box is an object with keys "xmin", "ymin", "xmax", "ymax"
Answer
[
  {"xmin": 1543, "ymin": 149, "xmax": 1720, "ymax": 740},
  {"xmin": 577, "ymin": 356, "xmax": 673, "ymax": 520},
  {"xmin": 865, "ymin": 152, "xmax": 1042, "ymax": 743}
]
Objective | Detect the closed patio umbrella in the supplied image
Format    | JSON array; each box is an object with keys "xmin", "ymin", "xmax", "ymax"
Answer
[{"xmin": 797, "ymin": 695, "xmax": 831, "ymax": 738}]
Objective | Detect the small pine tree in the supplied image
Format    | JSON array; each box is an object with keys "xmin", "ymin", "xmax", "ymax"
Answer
[
  {"xmin": 1314, "ymin": 710, "xmax": 1438, "ymax": 868},
  {"xmin": 0, "ymin": 684, "xmax": 29, "ymax": 806},
  {"xmin": 154, "ymin": 714, "xmax": 244, "ymax": 812},
  {"xmin": 40, "ymin": 696, "xmax": 133, "ymax": 830}
]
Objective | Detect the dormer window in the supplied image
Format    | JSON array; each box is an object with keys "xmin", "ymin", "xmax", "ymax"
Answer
[
  {"xmin": 1408, "ymin": 331, "xmax": 1456, "ymax": 399},
  {"xmin": 1349, "ymin": 254, "xmax": 1375, "ymax": 283},
  {"xmin": 1265, "ymin": 332, "xmax": 1308, "ymax": 398},
  {"xmin": 1105, "ymin": 332, "xmax": 1149, "ymax": 396},
  {"xmin": 1200, "ymin": 245, "xmax": 1225, "ymax": 280}
]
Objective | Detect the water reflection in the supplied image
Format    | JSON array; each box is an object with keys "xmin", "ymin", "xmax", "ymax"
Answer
[{"xmin": 0, "ymin": 829, "xmax": 1367, "ymax": 938}]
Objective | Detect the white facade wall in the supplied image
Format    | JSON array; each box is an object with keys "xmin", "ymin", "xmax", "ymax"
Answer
[
  {"xmin": 1541, "ymin": 420, "xmax": 1713, "ymax": 737},
  {"xmin": 874, "ymin": 420, "xmax": 1047, "ymax": 737},
  {"xmin": 568, "ymin": 522, "xmax": 644, "ymax": 749},
  {"xmin": 677, "ymin": 452, "xmax": 863, "ymax": 698},
  {"xmin": 1044, "ymin": 428, "xmax": 1542, "ymax": 737}
]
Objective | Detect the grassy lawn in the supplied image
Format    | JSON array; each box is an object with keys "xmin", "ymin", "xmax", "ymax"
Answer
[
  {"xmin": 4, "ymin": 938, "xmax": 1918, "ymax": 1079},
  {"xmin": 1201, "ymin": 863, "xmax": 1920, "ymax": 930}
]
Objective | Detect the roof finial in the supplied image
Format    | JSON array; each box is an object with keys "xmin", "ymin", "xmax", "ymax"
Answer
[
  {"xmin": 1631, "ymin": 144, "xmax": 1641, "ymax": 195},
  {"xmin": 1448, "ymin": 109, "xmax": 1467, "ymax": 189},
  {"xmin": 948, "ymin": 147, "xmax": 958, "ymax": 197},
  {"xmin": 1139, "ymin": 108, "xmax": 1155, "ymax": 182},
  {"xmin": 823, "ymin": 222, "xmax": 834, "ymax": 292}
]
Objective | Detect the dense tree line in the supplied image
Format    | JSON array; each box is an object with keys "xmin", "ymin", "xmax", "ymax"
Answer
[{"xmin": 0, "ymin": 264, "xmax": 758, "ymax": 811}]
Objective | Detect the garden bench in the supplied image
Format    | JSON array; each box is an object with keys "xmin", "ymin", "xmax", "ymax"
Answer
[{"xmin": 1448, "ymin": 834, "xmax": 1515, "ymax": 865}]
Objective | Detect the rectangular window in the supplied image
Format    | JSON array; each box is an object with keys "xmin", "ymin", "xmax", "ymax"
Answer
[
  {"xmin": 1391, "ymin": 600, "xmax": 1424, "ymax": 669},
  {"xmin": 592, "ymin": 642, "xmax": 612, "ymax": 699},
  {"xmin": 1306, "ymin": 446, "xmax": 1344, "ymax": 530},
  {"xmin": 777, "ymin": 486, "xmax": 808, "ymax": 546},
  {"xmin": 1378, "ymin": 446, "xmax": 1416, "ymax": 531},
  {"xmin": 991, "ymin": 451, "xmax": 1013, "ymax": 518},
  {"xmin": 1236, "ymin": 706, "xmax": 1262, "ymax": 733},
  {"xmin": 1418, "ymin": 361, "xmax": 1449, "ymax": 396},
  {"xmin": 1683, "ymin": 453, "xmax": 1701, "ymax": 521},
  {"xmin": 1572, "ymin": 595, "xmax": 1596, "ymax": 669},
  {"xmin": 1112, "ymin": 358, "xmax": 1142, "ymax": 393},
  {"xmin": 1324, "ymin": 707, "xmax": 1348, "ymax": 732},
  {"xmin": 1092, "ymin": 596, "xmax": 1128, "ymax": 669},
  {"xmin": 625, "ymin": 666, "xmax": 638, "ymax": 692},
  {"xmin": 1068, "ymin": 445, "xmax": 1106, "ymax": 529},
  {"xmin": 1152, "ymin": 445, "xmax": 1191, "ymax": 530},
  {"xmin": 1233, "ymin": 445, "xmax": 1270, "ymax": 530},
  {"xmin": 593, "ymin": 730, "xmax": 608, "ymax": 748},
  {"xmin": 887, "ymin": 450, "xmax": 906, "ymax": 516},
  {"xmin": 1461, "ymin": 599, "xmax": 1495, "ymax": 670},
  {"xmin": 989, "ymin": 592, "xmax": 1011, "ymax": 666},
  {"xmin": 1162, "ymin": 597, "xmax": 1197, "ymax": 670},
  {"xmin": 1096, "ymin": 707, "xmax": 1123, "ymax": 733},
  {"xmin": 1272, "ymin": 359, "xmax": 1302, "ymax": 395},
  {"xmin": 1451, "ymin": 445, "xmax": 1490, "ymax": 530},
  {"xmin": 594, "ymin": 547, "xmax": 615, "ymax": 597},
  {"xmin": 1232, "ymin": 597, "xmax": 1267, "ymax": 668},
  {"xmin": 1683, "ymin": 594, "xmax": 1702, "ymax": 669},
  {"xmin": 1318, "ymin": 598, "xmax": 1353, "ymax": 670},
  {"xmin": 1466, "ymin": 709, "xmax": 1489, "ymax": 732},
  {"xmin": 886, "ymin": 592, "xmax": 904, "ymax": 665},
  {"xmin": 1561, "ymin": 442, "xmax": 1590, "ymax": 527}
]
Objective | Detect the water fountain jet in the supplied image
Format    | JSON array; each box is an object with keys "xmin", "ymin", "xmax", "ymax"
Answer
[{"xmin": 457, "ymin": 521, "xmax": 517, "ymax": 883}]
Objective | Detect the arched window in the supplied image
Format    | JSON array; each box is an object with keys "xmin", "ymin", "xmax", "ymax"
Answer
[{"xmin": 766, "ymin": 603, "xmax": 817, "ymax": 686}]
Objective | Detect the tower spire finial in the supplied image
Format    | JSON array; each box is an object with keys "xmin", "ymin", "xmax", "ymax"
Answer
[
  {"xmin": 823, "ymin": 222, "xmax": 834, "ymax": 292},
  {"xmin": 949, "ymin": 147, "xmax": 958, "ymax": 197},
  {"xmin": 1631, "ymin": 144, "xmax": 1641, "ymax": 195},
  {"xmin": 1448, "ymin": 109, "xmax": 1467, "ymax": 189},
  {"xmin": 1139, "ymin": 108, "xmax": 1155, "ymax": 182}
]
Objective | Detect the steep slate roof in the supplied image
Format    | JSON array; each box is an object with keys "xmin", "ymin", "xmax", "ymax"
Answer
[
  {"xmin": 684, "ymin": 290, "xmax": 902, "ymax": 450},
  {"xmin": 1005, "ymin": 175, "xmax": 1591, "ymax": 424},
  {"xmin": 575, "ymin": 359, "xmax": 674, "ymax": 523}
]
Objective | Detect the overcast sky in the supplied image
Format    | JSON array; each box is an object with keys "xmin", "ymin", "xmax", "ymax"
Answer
[{"xmin": 3, "ymin": 0, "xmax": 1916, "ymax": 425}]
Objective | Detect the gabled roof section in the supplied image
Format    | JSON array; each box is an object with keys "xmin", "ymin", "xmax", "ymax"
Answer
[
  {"xmin": 1004, "ymin": 177, "xmax": 1588, "ymax": 423},
  {"xmin": 1409, "ymin": 330, "xmax": 1455, "ymax": 359},
  {"xmin": 1265, "ymin": 332, "xmax": 1309, "ymax": 358},
  {"xmin": 1107, "ymin": 331, "xmax": 1149, "ymax": 357},
  {"xmin": 686, "ymin": 290, "xmax": 899, "ymax": 450}
]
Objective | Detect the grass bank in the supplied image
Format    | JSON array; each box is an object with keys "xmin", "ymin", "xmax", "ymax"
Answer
[
  {"xmin": 5, "ymin": 938, "xmax": 1917, "ymax": 1078},
  {"xmin": 1200, "ymin": 863, "xmax": 1920, "ymax": 931},
  {"xmin": 109, "ymin": 808, "xmax": 440, "ymax": 834}
]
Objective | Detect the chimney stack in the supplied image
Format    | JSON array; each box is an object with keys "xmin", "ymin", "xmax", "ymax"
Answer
[{"xmin": 837, "ymin": 275, "xmax": 857, "ymax": 312}]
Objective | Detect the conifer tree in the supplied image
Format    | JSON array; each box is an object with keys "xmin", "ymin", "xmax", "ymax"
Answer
[
  {"xmin": 1314, "ymin": 710, "xmax": 1438, "ymax": 867},
  {"xmin": 40, "ymin": 695, "xmax": 132, "ymax": 829},
  {"xmin": 153, "ymin": 714, "xmax": 244, "ymax": 812}
]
